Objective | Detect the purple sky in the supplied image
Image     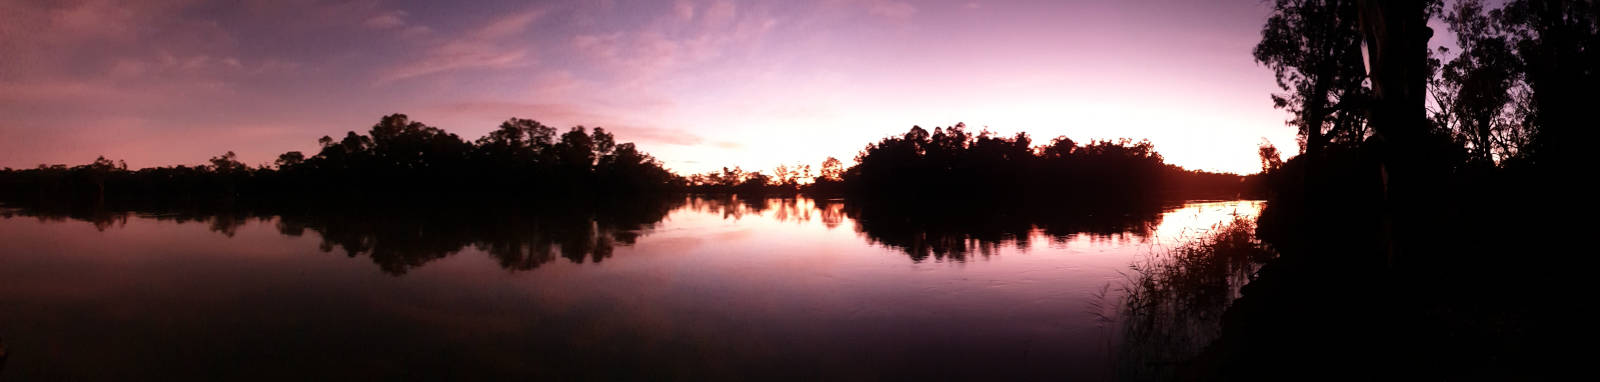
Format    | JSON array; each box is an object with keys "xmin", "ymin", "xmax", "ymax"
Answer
[{"xmin": 2, "ymin": 0, "xmax": 1303, "ymax": 174}]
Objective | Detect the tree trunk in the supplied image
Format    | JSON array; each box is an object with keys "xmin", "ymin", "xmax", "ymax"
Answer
[
  {"xmin": 1303, "ymin": 72, "xmax": 1336, "ymax": 157},
  {"xmin": 1475, "ymin": 113, "xmax": 1493, "ymax": 164},
  {"xmin": 1357, "ymin": 0, "xmax": 1433, "ymax": 268}
]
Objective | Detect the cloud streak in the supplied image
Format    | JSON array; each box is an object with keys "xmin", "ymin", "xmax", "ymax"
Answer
[
  {"xmin": 375, "ymin": 9, "xmax": 546, "ymax": 84},
  {"xmin": 363, "ymin": 10, "xmax": 408, "ymax": 29},
  {"xmin": 867, "ymin": 0, "xmax": 917, "ymax": 19}
]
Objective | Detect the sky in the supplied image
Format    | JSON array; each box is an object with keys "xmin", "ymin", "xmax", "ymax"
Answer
[{"xmin": 1, "ymin": 0, "xmax": 1300, "ymax": 175}]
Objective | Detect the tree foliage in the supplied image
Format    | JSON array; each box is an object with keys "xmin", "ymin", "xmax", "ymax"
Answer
[
  {"xmin": 0, "ymin": 114, "xmax": 682, "ymax": 205},
  {"xmin": 1255, "ymin": 0, "xmax": 1371, "ymax": 154},
  {"xmin": 839, "ymin": 124, "xmax": 1248, "ymax": 202}
]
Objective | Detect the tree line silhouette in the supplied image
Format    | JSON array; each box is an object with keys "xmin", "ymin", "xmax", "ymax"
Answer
[
  {"xmin": 843, "ymin": 124, "xmax": 1251, "ymax": 202},
  {"xmin": 2, "ymin": 117, "xmax": 1260, "ymax": 211},
  {"xmin": 1176, "ymin": 0, "xmax": 1595, "ymax": 379},
  {"xmin": 686, "ymin": 122, "xmax": 1255, "ymax": 202},
  {"xmin": 1249, "ymin": 0, "xmax": 1593, "ymax": 172},
  {"xmin": 0, "ymin": 114, "xmax": 681, "ymax": 209}
]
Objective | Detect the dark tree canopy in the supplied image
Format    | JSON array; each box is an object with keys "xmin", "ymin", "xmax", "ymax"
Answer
[
  {"xmin": 1494, "ymin": 0, "xmax": 1599, "ymax": 165},
  {"xmin": 835, "ymin": 125, "xmax": 1248, "ymax": 203},
  {"xmin": 1255, "ymin": 0, "xmax": 1372, "ymax": 155},
  {"xmin": 1429, "ymin": 0, "xmax": 1526, "ymax": 165},
  {"xmin": 0, "ymin": 114, "xmax": 683, "ymax": 206}
]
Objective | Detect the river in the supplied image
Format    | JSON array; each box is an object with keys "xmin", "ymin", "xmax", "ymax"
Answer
[{"xmin": 0, "ymin": 196, "xmax": 1260, "ymax": 379}]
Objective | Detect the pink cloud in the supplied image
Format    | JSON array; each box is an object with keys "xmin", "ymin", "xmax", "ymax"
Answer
[
  {"xmin": 400, "ymin": 25, "xmax": 433, "ymax": 39},
  {"xmin": 475, "ymin": 10, "xmax": 545, "ymax": 39},
  {"xmin": 377, "ymin": 43, "xmax": 531, "ymax": 84},
  {"xmin": 375, "ymin": 9, "xmax": 546, "ymax": 84},
  {"xmin": 430, "ymin": 102, "xmax": 600, "ymax": 124},
  {"xmin": 363, "ymin": 10, "xmax": 408, "ymax": 29},
  {"xmin": 700, "ymin": 1, "xmax": 737, "ymax": 28},
  {"xmin": 573, "ymin": 33, "xmax": 623, "ymax": 60},
  {"xmin": 867, "ymin": 1, "xmax": 916, "ymax": 19},
  {"xmin": 568, "ymin": 0, "xmax": 776, "ymax": 91},
  {"xmin": 1, "ymin": 0, "xmax": 230, "ymax": 82},
  {"xmin": 610, "ymin": 125, "xmax": 708, "ymax": 147},
  {"xmin": 822, "ymin": 0, "xmax": 916, "ymax": 20},
  {"xmin": 674, "ymin": 0, "xmax": 696, "ymax": 22}
]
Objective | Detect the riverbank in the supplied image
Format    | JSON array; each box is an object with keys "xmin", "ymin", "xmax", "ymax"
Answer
[{"xmin": 1175, "ymin": 151, "xmax": 1547, "ymax": 380}]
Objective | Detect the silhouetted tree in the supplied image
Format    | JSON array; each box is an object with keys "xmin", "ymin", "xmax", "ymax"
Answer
[
  {"xmin": 1433, "ymin": 0, "xmax": 1525, "ymax": 165},
  {"xmin": 818, "ymin": 157, "xmax": 844, "ymax": 182},
  {"xmin": 554, "ymin": 126, "xmax": 596, "ymax": 171},
  {"xmin": 207, "ymin": 151, "xmax": 248, "ymax": 173},
  {"xmin": 1040, "ymin": 136, "xmax": 1076, "ymax": 159},
  {"xmin": 275, "ymin": 151, "xmax": 305, "ymax": 169},
  {"xmin": 0, "ymin": 113, "xmax": 681, "ymax": 206},
  {"xmin": 591, "ymin": 127, "xmax": 616, "ymax": 159},
  {"xmin": 475, "ymin": 118, "xmax": 556, "ymax": 166},
  {"xmin": 720, "ymin": 166, "xmax": 744, "ymax": 187},
  {"xmin": 1255, "ymin": 0, "xmax": 1370, "ymax": 155},
  {"xmin": 839, "ymin": 125, "xmax": 1246, "ymax": 202},
  {"xmin": 1205, "ymin": 1, "xmax": 1556, "ymax": 379},
  {"xmin": 366, "ymin": 114, "xmax": 472, "ymax": 171},
  {"xmin": 1258, "ymin": 140, "xmax": 1285, "ymax": 173},
  {"xmin": 1494, "ymin": 0, "xmax": 1598, "ymax": 165}
]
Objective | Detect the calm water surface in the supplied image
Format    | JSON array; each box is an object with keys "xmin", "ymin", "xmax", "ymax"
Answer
[{"xmin": 0, "ymin": 197, "xmax": 1259, "ymax": 380}]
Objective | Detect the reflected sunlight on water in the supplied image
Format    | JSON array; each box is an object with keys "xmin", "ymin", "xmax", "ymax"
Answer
[{"xmin": 0, "ymin": 197, "xmax": 1260, "ymax": 380}]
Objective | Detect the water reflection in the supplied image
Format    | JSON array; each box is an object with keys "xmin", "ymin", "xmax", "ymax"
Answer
[
  {"xmin": 2, "ymin": 197, "xmax": 1230, "ymax": 273},
  {"xmin": 0, "ymin": 198, "xmax": 1248, "ymax": 276},
  {"xmin": 847, "ymin": 201, "xmax": 1167, "ymax": 262},
  {"xmin": 287, "ymin": 201, "xmax": 676, "ymax": 275},
  {"xmin": 0, "ymin": 197, "xmax": 1261, "ymax": 379},
  {"xmin": 1, "ymin": 198, "xmax": 680, "ymax": 275}
]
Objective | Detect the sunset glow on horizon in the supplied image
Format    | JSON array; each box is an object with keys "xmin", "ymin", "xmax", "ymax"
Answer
[{"xmin": 2, "ymin": 0, "xmax": 1299, "ymax": 175}]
